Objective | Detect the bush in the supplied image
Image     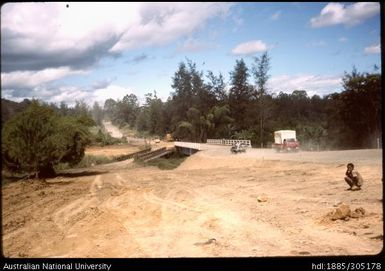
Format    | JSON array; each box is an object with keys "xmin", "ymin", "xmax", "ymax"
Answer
[{"xmin": 2, "ymin": 101, "xmax": 92, "ymax": 178}]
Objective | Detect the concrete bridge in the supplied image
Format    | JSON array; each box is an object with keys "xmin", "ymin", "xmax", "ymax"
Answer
[{"xmin": 174, "ymin": 142, "xmax": 204, "ymax": 156}]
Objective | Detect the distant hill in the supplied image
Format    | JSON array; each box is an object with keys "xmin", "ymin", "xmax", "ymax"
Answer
[{"xmin": 1, "ymin": 98, "xmax": 32, "ymax": 125}]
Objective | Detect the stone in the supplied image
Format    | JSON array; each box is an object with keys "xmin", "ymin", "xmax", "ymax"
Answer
[
  {"xmin": 331, "ymin": 203, "xmax": 351, "ymax": 220},
  {"xmin": 350, "ymin": 207, "xmax": 365, "ymax": 218},
  {"xmin": 257, "ymin": 194, "xmax": 268, "ymax": 202}
]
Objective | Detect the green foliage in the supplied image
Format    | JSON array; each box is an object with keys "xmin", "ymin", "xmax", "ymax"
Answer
[
  {"xmin": 228, "ymin": 58, "xmax": 253, "ymax": 131},
  {"xmin": 104, "ymin": 94, "xmax": 139, "ymax": 128},
  {"xmin": 233, "ymin": 130, "xmax": 256, "ymax": 140},
  {"xmin": 136, "ymin": 91, "xmax": 166, "ymax": 136},
  {"xmin": 54, "ymin": 116, "xmax": 92, "ymax": 166},
  {"xmin": 252, "ymin": 52, "xmax": 271, "ymax": 97},
  {"xmin": 2, "ymin": 101, "xmax": 92, "ymax": 177},
  {"xmin": 175, "ymin": 121, "xmax": 195, "ymax": 141},
  {"xmin": 206, "ymin": 71, "xmax": 228, "ymax": 104},
  {"xmin": 206, "ymin": 105, "xmax": 233, "ymax": 139},
  {"xmin": 1, "ymin": 98, "xmax": 31, "ymax": 125}
]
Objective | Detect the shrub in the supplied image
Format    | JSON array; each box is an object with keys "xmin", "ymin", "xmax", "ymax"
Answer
[{"xmin": 2, "ymin": 101, "xmax": 92, "ymax": 178}]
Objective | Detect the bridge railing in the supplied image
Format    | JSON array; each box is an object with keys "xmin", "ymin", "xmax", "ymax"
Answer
[{"xmin": 206, "ymin": 139, "xmax": 252, "ymax": 148}]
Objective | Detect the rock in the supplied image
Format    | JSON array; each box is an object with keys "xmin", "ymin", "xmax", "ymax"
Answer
[
  {"xmin": 194, "ymin": 238, "xmax": 217, "ymax": 246},
  {"xmin": 350, "ymin": 207, "xmax": 365, "ymax": 218},
  {"xmin": 257, "ymin": 194, "xmax": 268, "ymax": 202},
  {"xmin": 333, "ymin": 201, "xmax": 343, "ymax": 207},
  {"xmin": 331, "ymin": 203, "xmax": 351, "ymax": 220}
]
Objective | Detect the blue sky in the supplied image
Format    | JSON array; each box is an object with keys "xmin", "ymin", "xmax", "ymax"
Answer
[{"xmin": 1, "ymin": 2, "xmax": 381, "ymax": 106}]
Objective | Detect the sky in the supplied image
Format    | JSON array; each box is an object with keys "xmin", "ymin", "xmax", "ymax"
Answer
[{"xmin": 1, "ymin": 2, "xmax": 382, "ymax": 106}]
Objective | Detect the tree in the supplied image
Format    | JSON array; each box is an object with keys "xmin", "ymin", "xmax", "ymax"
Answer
[
  {"xmin": 73, "ymin": 100, "xmax": 95, "ymax": 126},
  {"xmin": 206, "ymin": 105, "xmax": 234, "ymax": 138},
  {"xmin": 252, "ymin": 52, "xmax": 271, "ymax": 147},
  {"xmin": 136, "ymin": 91, "xmax": 166, "ymax": 136},
  {"xmin": 339, "ymin": 69, "xmax": 382, "ymax": 148},
  {"xmin": 2, "ymin": 101, "xmax": 92, "ymax": 178},
  {"xmin": 206, "ymin": 71, "xmax": 228, "ymax": 105},
  {"xmin": 171, "ymin": 61, "xmax": 193, "ymax": 123},
  {"xmin": 121, "ymin": 94, "xmax": 140, "ymax": 127},
  {"xmin": 253, "ymin": 52, "xmax": 270, "ymax": 97},
  {"xmin": 228, "ymin": 59, "xmax": 253, "ymax": 131}
]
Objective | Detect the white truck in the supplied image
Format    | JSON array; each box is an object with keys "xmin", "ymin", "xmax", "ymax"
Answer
[{"xmin": 271, "ymin": 130, "xmax": 300, "ymax": 152}]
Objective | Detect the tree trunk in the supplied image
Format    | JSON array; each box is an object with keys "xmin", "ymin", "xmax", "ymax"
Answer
[{"xmin": 38, "ymin": 164, "xmax": 56, "ymax": 179}]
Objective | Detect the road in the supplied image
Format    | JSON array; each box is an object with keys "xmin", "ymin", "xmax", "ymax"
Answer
[{"xmin": 102, "ymin": 121, "xmax": 123, "ymax": 138}]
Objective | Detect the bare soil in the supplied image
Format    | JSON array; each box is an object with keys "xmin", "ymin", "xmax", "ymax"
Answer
[
  {"xmin": 1, "ymin": 145, "xmax": 383, "ymax": 258},
  {"xmin": 85, "ymin": 145, "xmax": 141, "ymax": 158}
]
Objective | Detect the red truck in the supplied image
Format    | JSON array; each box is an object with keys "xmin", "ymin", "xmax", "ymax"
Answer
[{"xmin": 271, "ymin": 130, "xmax": 300, "ymax": 152}]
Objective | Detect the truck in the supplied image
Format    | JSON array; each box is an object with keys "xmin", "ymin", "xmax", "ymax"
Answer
[
  {"xmin": 271, "ymin": 130, "xmax": 300, "ymax": 152},
  {"xmin": 164, "ymin": 133, "xmax": 173, "ymax": 142}
]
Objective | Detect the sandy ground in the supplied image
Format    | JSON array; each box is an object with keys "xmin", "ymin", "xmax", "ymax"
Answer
[
  {"xmin": 85, "ymin": 145, "xmax": 140, "ymax": 158},
  {"xmin": 2, "ymin": 142, "xmax": 382, "ymax": 258}
]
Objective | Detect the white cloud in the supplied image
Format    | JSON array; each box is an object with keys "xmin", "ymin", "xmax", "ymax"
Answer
[
  {"xmin": 268, "ymin": 74, "xmax": 343, "ymax": 96},
  {"xmin": 339, "ymin": 37, "xmax": 348, "ymax": 43},
  {"xmin": 270, "ymin": 11, "xmax": 281, "ymax": 21},
  {"xmin": 2, "ymin": 83, "xmax": 134, "ymax": 107},
  {"xmin": 364, "ymin": 43, "xmax": 381, "ymax": 55},
  {"xmin": 92, "ymin": 84, "xmax": 133, "ymax": 105},
  {"xmin": 1, "ymin": 2, "xmax": 233, "ymax": 69},
  {"xmin": 231, "ymin": 40, "xmax": 268, "ymax": 55},
  {"xmin": 310, "ymin": 2, "xmax": 380, "ymax": 28},
  {"xmin": 1, "ymin": 1, "xmax": 233, "ymax": 103},
  {"xmin": 1, "ymin": 67, "xmax": 87, "ymax": 89},
  {"xmin": 108, "ymin": 2, "xmax": 233, "ymax": 52}
]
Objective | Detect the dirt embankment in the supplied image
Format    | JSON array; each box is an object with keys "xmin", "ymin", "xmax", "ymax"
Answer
[{"xmin": 1, "ymin": 147, "xmax": 383, "ymax": 257}]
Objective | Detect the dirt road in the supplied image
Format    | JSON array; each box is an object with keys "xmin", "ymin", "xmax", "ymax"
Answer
[
  {"xmin": 103, "ymin": 121, "xmax": 123, "ymax": 138},
  {"xmin": 2, "ymin": 146, "xmax": 382, "ymax": 257}
]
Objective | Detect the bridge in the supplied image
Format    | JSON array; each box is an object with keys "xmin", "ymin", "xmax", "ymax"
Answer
[
  {"xmin": 206, "ymin": 139, "xmax": 252, "ymax": 147},
  {"xmin": 174, "ymin": 142, "xmax": 204, "ymax": 156}
]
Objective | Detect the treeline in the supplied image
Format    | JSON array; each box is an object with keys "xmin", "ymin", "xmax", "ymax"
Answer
[
  {"xmin": 101, "ymin": 56, "xmax": 382, "ymax": 150},
  {"xmin": 2, "ymin": 55, "xmax": 381, "ymax": 152}
]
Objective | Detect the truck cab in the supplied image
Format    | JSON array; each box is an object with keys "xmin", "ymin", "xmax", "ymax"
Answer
[{"xmin": 272, "ymin": 130, "xmax": 300, "ymax": 152}]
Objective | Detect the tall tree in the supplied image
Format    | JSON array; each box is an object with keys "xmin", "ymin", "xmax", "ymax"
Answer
[
  {"xmin": 252, "ymin": 52, "xmax": 271, "ymax": 147},
  {"xmin": 171, "ymin": 61, "xmax": 193, "ymax": 123},
  {"xmin": 206, "ymin": 71, "xmax": 228, "ymax": 105},
  {"xmin": 228, "ymin": 58, "xmax": 252, "ymax": 131},
  {"xmin": 339, "ymin": 69, "xmax": 382, "ymax": 148},
  {"xmin": 137, "ymin": 91, "xmax": 166, "ymax": 135}
]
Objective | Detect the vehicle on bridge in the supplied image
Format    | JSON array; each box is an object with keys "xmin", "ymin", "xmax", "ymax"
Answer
[
  {"xmin": 272, "ymin": 130, "xmax": 300, "ymax": 152},
  {"xmin": 230, "ymin": 142, "xmax": 247, "ymax": 154}
]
